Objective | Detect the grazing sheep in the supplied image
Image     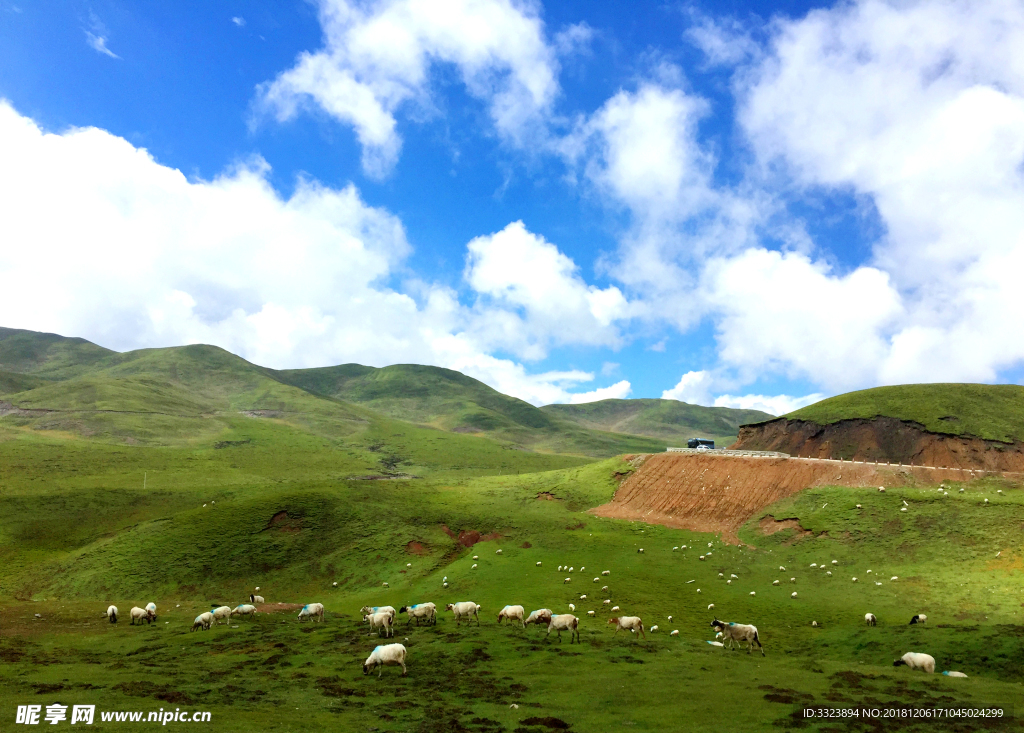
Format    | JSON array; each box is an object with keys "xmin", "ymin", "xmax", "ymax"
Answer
[
  {"xmin": 446, "ymin": 601, "xmax": 481, "ymax": 626},
  {"xmin": 601, "ymin": 586, "xmax": 609, "ymax": 592},
  {"xmin": 546, "ymin": 614, "xmax": 580, "ymax": 643},
  {"xmin": 719, "ymin": 573, "xmax": 724, "ymax": 578},
  {"xmin": 363, "ymin": 643, "xmax": 407, "ymax": 677},
  {"xmin": 537, "ymin": 562, "xmax": 542, "ymax": 566},
  {"xmin": 790, "ymin": 578, "xmax": 796, "ymax": 583},
  {"xmin": 360, "ymin": 606, "xmax": 396, "ymax": 622},
  {"xmin": 611, "ymin": 605, "xmax": 619, "ymax": 612},
  {"xmin": 364, "ymin": 611, "xmax": 394, "ymax": 637},
  {"xmin": 909, "ymin": 614, "xmax": 927, "ymax": 625},
  {"xmin": 891, "ymin": 576, "xmax": 898, "ymax": 581},
  {"xmin": 382, "ymin": 582, "xmax": 389, "ymax": 588},
  {"xmin": 564, "ymin": 577, "xmax": 572, "ymax": 584},
  {"xmin": 603, "ymin": 600, "xmax": 611, "ymax": 605},
  {"xmin": 602, "ymin": 570, "xmax": 610, "ymax": 576},
  {"xmin": 826, "ymin": 571, "xmax": 832, "ymax": 576},
  {"xmin": 145, "ymin": 602, "xmax": 157, "ymax": 620},
  {"xmin": 879, "ymin": 486, "xmax": 885, "ymax": 492},
  {"xmin": 650, "ymin": 625, "xmax": 659, "ymax": 632},
  {"xmin": 865, "ymin": 613, "xmax": 876, "ymax": 626},
  {"xmin": 609, "ymin": 616, "xmax": 645, "ymax": 639},
  {"xmin": 231, "ymin": 604, "xmax": 257, "ymax": 618},
  {"xmin": 710, "ymin": 618, "xmax": 764, "ymax": 656},
  {"xmin": 129, "ymin": 607, "xmax": 152, "ymax": 625},
  {"xmin": 333, "ymin": 582, "xmax": 338, "ymax": 587},
  {"xmin": 524, "ymin": 609, "xmax": 553, "ymax": 628},
  {"xmin": 587, "ymin": 610, "xmax": 595, "ymax": 617},
  {"xmin": 831, "ymin": 560, "xmax": 838, "ymax": 565},
  {"xmin": 811, "ymin": 563, "xmax": 817, "ymax": 568},
  {"xmin": 443, "ymin": 582, "xmax": 449, "ymax": 588},
  {"xmin": 779, "ymin": 566, "xmax": 786, "ymax": 571},
  {"xmin": 580, "ymin": 595, "xmax": 587, "ymax": 600},
  {"xmin": 852, "ymin": 577, "xmax": 858, "ymax": 582},
  {"xmin": 707, "ymin": 604, "xmax": 714, "ymax": 610},
  {"xmin": 568, "ymin": 567, "xmax": 574, "ymax": 572},
  {"xmin": 750, "ymin": 592, "xmax": 756, "ymax": 596},
  {"xmin": 471, "ymin": 564, "xmax": 477, "ymax": 569},
  {"xmin": 399, "ymin": 603, "xmax": 436, "ymax": 626},
  {"xmin": 568, "ymin": 603, "xmax": 576, "ymax": 612},
  {"xmin": 249, "ymin": 594, "xmax": 265, "ymax": 604},
  {"xmin": 580, "ymin": 567, "xmax": 585, "ymax": 572},
  {"xmin": 473, "ymin": 555, "xmax": 479, "ymax": 560},
  {"xmin": 298, "ymin": 603, "xmax": 325, "ymax": 623},
  {"xmin": 495, "ymin": 549, "xmax": 502, "ymax": 554},
  {"xmin": 773, "ymin": 580, "xmax": 780, "ymax": 586},
  {"xmin": 594, "ymin": 577, "xmax": 600, "ymax": 583},
  {"xmin": 670, "ymin": 630, "xmax": 679, "ymax": 636},
  {"xmin": 731, "ymin": 574, "xmax": 738, "ymax": 579},
  {"xmin": 812, "ymin": 621, "xmax": 818, "ymax": 627},
  {"xmin": 667, "ymin": 616, "xmax": 672, "ymax": 621},
  {"xmin": 558, "ymin": 566, "xmax": 563, "ymax": 571},
  {"xmin": 104, "ymin": 605, "xmax": 118, "ymax": 624},
  {"xmin": 190, "ymin": 612, "xmax": 214, "ymax": 631},
  {"xmin": 893, "ymin": 652, "xmax": 935, "ymax": 674},
  {"xmin": 699, "ymin": 555, "xmax": 705, "ymax": 561},
  {"xmin": 211, "ymin": 606, "xmax": 232, "ymax": 625},
  {"xmin": 942, "ymin": 671, "xmax": 968, "ymax": 678},
  {"xmin": 790, "ymin": 592, "xmax": 797, "ymax": 599}
]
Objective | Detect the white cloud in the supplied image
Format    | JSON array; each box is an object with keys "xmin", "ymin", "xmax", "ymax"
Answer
[
  {"xmin": 464, "ymin": 221, "xmax": 633, "ymax": 359},
  {"xmin": 232, "ymin": 16, "xmax": 246, "ymax": 27},
  {"xmin": 684, "ymin": 12, "xmax": 760, "ymax": 67},
  {"xmin": 84, "ymin": 13, "xmax": 119, "ymax": 59},
  {"xmin": 661, "ymin": 370, "xmax": 715, "ymax": 404},
  {"xmin": 712, "ymin": 392, "xmax": 823, "ymax": 416},
  {"xmin": 734, "ymin": 0, "xmax": 1024, "ymax": 388},
  {"xmin": 568, "ymin": 380, "xmax": 631, "ymax": 404},
  {"xmin": 0, "ymin": 102, "xmax": 626, "ymax": 408},
  {"xmin": 257, "ymin": 0, "xmax": 561, "ymax": 178}
]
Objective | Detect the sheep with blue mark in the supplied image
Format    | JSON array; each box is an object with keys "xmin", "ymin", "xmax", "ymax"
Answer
[
  {"xmin": 298, "ymin": 603, "xmax": 325, "ymax": 622},
  {"xmin": 398, "ymin": 603, "xmax": 436, "ymax": 626},
  {"xmin": 363, "ymin": 643, "xmax": 407, "ymax": 677}
]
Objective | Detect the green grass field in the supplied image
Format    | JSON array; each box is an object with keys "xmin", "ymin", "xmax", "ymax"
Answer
[
  {"xmin": 780, "ymin": 384, "xmax": 1024, "ymax": 443},
  {"xmin": 2, "ymin": 329, "xmax": 1024, "ymax": 732}
]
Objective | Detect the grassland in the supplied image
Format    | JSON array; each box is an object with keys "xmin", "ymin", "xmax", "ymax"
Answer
[
  {"xmin": 782, "ymin": 384, "xmax": 1024, "ymax": 443},
  {"xmin": 542, "ymin": 398, "xmax": 773, "ymax": 447},
  {"xmin": 2, "ymin": 421, "xmax": 1023, "ymax": 732},
  {"xmin": 2, "ymin": 329, "xmax": 1024, "ymax": 731}
]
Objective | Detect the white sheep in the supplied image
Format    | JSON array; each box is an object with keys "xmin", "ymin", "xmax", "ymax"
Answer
[
  {"xmin": 790, "ymin": 578, "xmax": 796, "ymax": 583},
  {"xmin": 364, "ymin": 611, "xmax": 394, "ymax": 637},
  {"xmin": 360, "ymin": 606, "xmax": 396, "ymax": 623},
  {"xmin": 580, "ymin": 595, "xmax": 587, "ymax": 600},
  {"xmin": 443, "ymin": 582, "xmax": 449, "ymax": 588},
  {"xmin": 231, "ymin": 604, "xmax": 257, "ymax": 618},
  {"xmin": 104, "ymin": 605, "xmax": 118, "ymax": 624},
  {"xmin": 601, "ymin": 570, "xmax": 610, "ymax": 576},
  {"xmin": 495, "ymin": 549, "xmax": 502, "ymax": 554},
  {"xmin": 893, "ymin": 652, "xmax": 934, "ymax": 674},
  {"xmin": 603, "ymin": 600, "xmax": 611, "ymax": 605},
  {"xmin": 831, "ymin": 560, "xmax": 838, "ymax": 565},
  {"xmin": 537, "ymin": 562, "xmax": 542, "ymax": 566},
  {"xmin": 594, "ymin": 577, "xmax": 600, "ymax": 583},
  {"xmin": 382, "ymin": 582, "xmax": 389, "ymax": 588},
  {"xmin": 731, "ymin": 574, "xmax": 738, "ymax": 579},
  {"xmin": 942, "ymin": 671, "xmax": 968, "ymax": 678},
  {"xmin": 129, "ymin": 607, "xmax": 152, "ymax": 625},
  {"xmin": 472, "ymin": 564, "xmax": 477, "ymax": 569},
  {"xmin": 580, "ymin": 567, "xmax": 585, "ymax": 572},
  {"xmin": 211, "ymin": 606, "xmax": 232, "ymax": 625},
  {"xmin": 558, "ymin": 566, "xmax": 563, "ymax": 571},
  {"xmin": 811, "ymin": 563, "xmax": 817, "ymax": 568},
  {"xmin": 890, "ymin": 576, "xmax": 898, "ymax": 581},
  {"xmin": 670, "ymin": 630, "xmax": 679, "ymax": 636},
  {"xmin": 298, "ymin": 603, "xmax": 325, "ymax": 622},
  {"xmin": 587, "ymin": 610, "xmax": 595, "ymax": 617},
  {"xmin": 650, "ymin": 625, "xmax": 659, "ymax": 632},
  {"xmin": 852, "ymin": 577, "xmax": 858, "ymax": 582},
  {"xmin": 707, "ymin": 604, "xmax": 714, "ymax": 610},
  {"xmin": 773, "ymin": 580, "xmax": 780, "ymax": 586},
  {"xmin": 750, "ymin": 591, "xmax": 756, "ymax": 596},
  {"xmin": 790, "ymin": 592, "xmax": 797, "ymax": 599},
  {"xmin": 363, "ymin": 643, "xmax": 407, "ymax": 677},
  {"xmin": 779, "ymin": 566, "xmax": 786, "ymax": 571},
  {"xmin": 638, "ymin": 549, "xmax": 644, "ymax": 554},
  {"xmin": 812, "ymin": 621, "xmax": 818, "ymax": 627},
  {"xmin": 710, "ymin": 618, "xmax": 764, "ymax": 656},
  {"xmin": 865, "ymin": 613, "xmax": 876, "ymax": 626},
  {"xmin": 699, "ymin": 555, "xmax": 705, "ymax": 561},
  {"xmin": 608, "ymin": 616, "xmax": 644, "ymax": 639},
  {"xmin": 564, "ymin": 577, "xmax": 572, "ymax": 584},
  {"xmin": 524, "ymin": 609, "xmax": 553, "ymax": 628},
  {"xmin": 446, "ymin": 601, "xmax": 481, "ymax": 626},
  {"xmin": 826, "ymin": 571, "xmax": 832, "ymax": 576},
  {"xmin": 546, "ymin": 614, "xmax": 579, "ymax": 643},
  {"xmin": 249, "ymin": 594, "xmax": 265, "ymax": 604},
  {"xmin": 473, "ymin": 555, "xmax": 479, "ymax": 560},
  {"xmin": 399, "ymin": 603, "xmax": 436, "ymax": 626},
  {"xmin": 601, "ymin": 585, "xmax": 609, "ymax": 592},
  {"xmin": 190, "ymin": 612, "xmax": 214, "ymax": 631},
  {"xmin": 719, "ymin": 573, "xmax": 724, "ymax": 578},
  {"xmin": 145, "ymin": 602, "xmax": 157, "ymax": 620},
  {"xmin": 611, "ymin": 605, "xmax": 619, "ymax": 612},
  {"xmin": 568, "ymin": 603, "xmax": 576, "ymax": 612},
  {"xmin": 569, "ymin": 567, "xmax": 574, "ymax": 572}
]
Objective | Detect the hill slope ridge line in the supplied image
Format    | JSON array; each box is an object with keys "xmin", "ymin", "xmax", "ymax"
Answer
[
  {"xmin": 732, "ymin": 416, "xmax": 1024, "ymax": 472},
  {"xmin": 590, "ymin": 452, "xmax": 975, "ymax": 542}
]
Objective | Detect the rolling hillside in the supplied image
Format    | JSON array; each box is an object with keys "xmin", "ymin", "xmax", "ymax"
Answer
[
  {"xmin": 781, "ymin": 383, "xmax": 1024, "ymax": 443},
  {"xmin": 541, "ymin": 397, "xmax": 773, "ymax": 447},
  {"xmin": 0, "ymin": 327, "xmax": 664, "ymax": 456}
]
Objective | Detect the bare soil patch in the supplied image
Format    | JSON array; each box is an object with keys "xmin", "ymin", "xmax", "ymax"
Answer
[
  {"xmin": 536, "ymin": 492, "xmax": 558, "ymax": 501},
  {"xmin": 405, "ymin": 541, "xmax": 428, "ymax": 555},
  {"xmin": 264, "ymin": 511, "xmax": 302, "ymax": 533},
  {"xmin": 590, "ymin": 452, "xmax": 972, "ymax": 543},
  {"xmin": 440, "ymin": 524, "xmax": 502, "ymax": 547},
  {"xmin": 734, "ymin": 416, "xmax": 1024, "ymax": 472},
  {"xmin": 759, "ymin": 515, "xmax": 812, "ymax": 537}
]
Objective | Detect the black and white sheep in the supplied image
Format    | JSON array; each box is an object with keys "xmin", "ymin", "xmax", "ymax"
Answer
[
  {"xmin": 909, "ymin": 614, "xmax": 927, "ymax": 625},
  {"xmin": 398, "ymin": 603, "xmax": 436, "ymax": 626},
  {"xmin": 865, "ymin": 613, "xmax": 877, "ymax": 626}
]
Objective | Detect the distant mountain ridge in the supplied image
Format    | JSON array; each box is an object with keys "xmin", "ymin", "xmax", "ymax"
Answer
[
  {"xmin": 541, "ymin": 398, "xmax": 774, "ymax": 448},
  {"xmin": 0, "ymin": 326, "xmax": 772, "ymax": 455}
]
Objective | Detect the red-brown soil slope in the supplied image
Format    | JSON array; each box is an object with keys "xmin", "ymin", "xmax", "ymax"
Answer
[
  {"xmin": 590, "ymin": 452, "xmax": 977, "ymax": 543},
  {"xmin": 732, "ymin": 417, "xmax": 1024, "ymax": 472}
]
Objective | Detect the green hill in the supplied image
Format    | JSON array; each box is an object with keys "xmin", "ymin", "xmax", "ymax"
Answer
[
  {"xmin": 0, "ymin": 328, "xmax": 664, "ymax": 456},
  {"xmin": 782, "ymin": 383, "xmax": 1024, "ymax": 443},
  {"xmin": 541, "ymin": 397, "xmax": 773, "ymax": 447}
]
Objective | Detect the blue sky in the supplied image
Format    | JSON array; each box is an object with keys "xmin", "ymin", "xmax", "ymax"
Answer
[{"xmin": 1, "ymin": 0, "xmax": 1022, "ymax": 412}]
